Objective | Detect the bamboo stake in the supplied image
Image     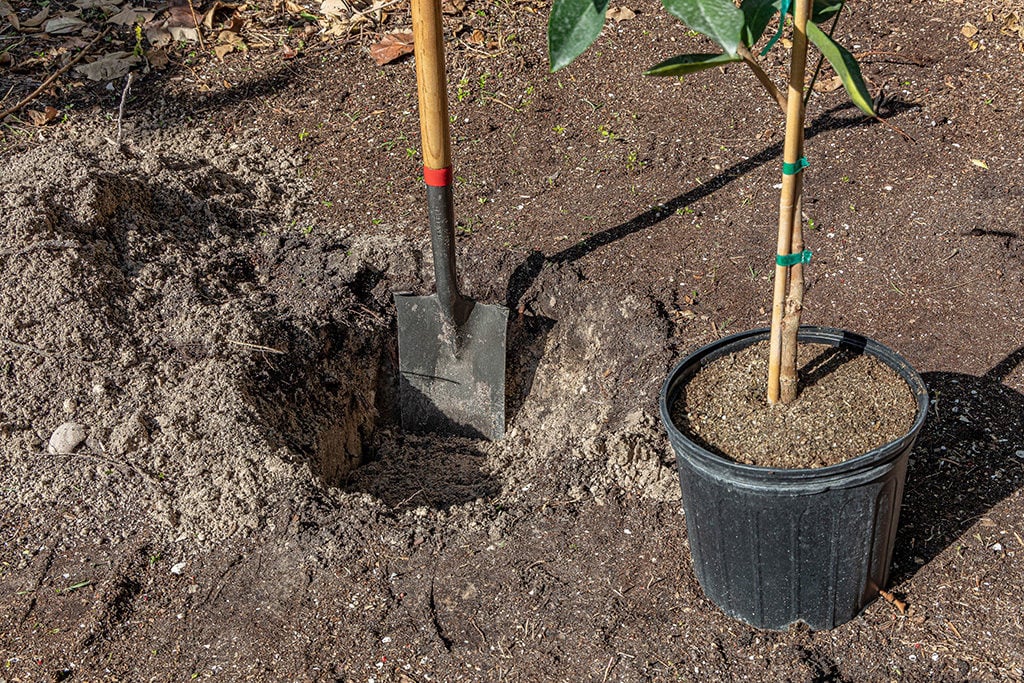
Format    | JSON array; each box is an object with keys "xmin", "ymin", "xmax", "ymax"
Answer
[{"xmin": 767, "ymin": 0, "xmax": 812, "ymax": 405}]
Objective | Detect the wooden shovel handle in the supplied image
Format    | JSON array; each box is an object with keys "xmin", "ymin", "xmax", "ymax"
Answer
[{"xmin": 412, "ymin": 0, "xmax": 451, "ymax": 173}]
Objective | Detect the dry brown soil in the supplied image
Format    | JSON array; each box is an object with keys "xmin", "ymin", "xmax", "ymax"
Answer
[
  {"xmin": 1, "ymin": 0, "xmax": 1023, "ymax": 680},
  {"xmin": 673, "ymin": 341, "xmax": 918, "ymax": 469}
]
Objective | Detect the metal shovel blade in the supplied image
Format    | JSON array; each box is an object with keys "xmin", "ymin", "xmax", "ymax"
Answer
[{"xmin": 395, "ymin": 293, "xmax": 508, "ymax": 440}]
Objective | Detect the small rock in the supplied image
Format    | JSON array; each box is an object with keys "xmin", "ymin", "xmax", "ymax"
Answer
[
  {"xmin": 991, "ymin": 543, "xmax": 1004, "ymax": 552},
  {"xmin": 62, "ymin": 398, "xmax": 77, "ymax": 414},
  {"xmin": 1014, "ymin": 450, "xmax": 1024, "ymax": 459},
  {"xmin": 170, "ymin": 561, "xmax": 187, "ymax": 575},
  {"xmin": 48, "ymin": 422, "xmax": 87, "ymax": 454}
]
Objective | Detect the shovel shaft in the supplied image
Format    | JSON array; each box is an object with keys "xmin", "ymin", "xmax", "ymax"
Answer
[
  {"xmin": 412, "ymin": 0, "xmax": 466, "ymax": 326},
  {"xmin": 412, "ymin": 0, "xmax": 451, "ymax": 171},
  {"xmin": 427, "ymin": 183, "xmax": 468, "ymax": 326}
]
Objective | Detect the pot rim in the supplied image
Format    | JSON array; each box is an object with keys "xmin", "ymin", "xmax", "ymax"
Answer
[{"xmin": 659, "ymin": 326, "xmax": 930, "ymax": 483}]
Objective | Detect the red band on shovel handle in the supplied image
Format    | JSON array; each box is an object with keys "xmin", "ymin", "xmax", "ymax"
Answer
[{"xmin": 424, "ymin": 166, "xmax": 453, "ymax": 187}]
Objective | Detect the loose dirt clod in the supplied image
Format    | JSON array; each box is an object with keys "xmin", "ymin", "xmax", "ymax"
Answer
[{"xmin": 672, "ymin": 341, "xmax": 917, "ymax": 468}]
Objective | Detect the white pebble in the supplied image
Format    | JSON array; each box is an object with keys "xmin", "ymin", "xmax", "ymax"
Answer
[
  {"xmin": 48, "ymin": 422, "xmax": 86, "ymax": 454},
  {"xmin": 170, "ymin": 561, "xmax": 187, "ymax": 575}
]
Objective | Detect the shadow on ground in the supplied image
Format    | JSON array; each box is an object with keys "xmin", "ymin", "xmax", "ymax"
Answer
[
  {"xmin": 505, "ymin": 100, "xmax": 919, "ymax": 309},
  {"xmin": 893, "ymin": 346, "xmax": 1024, "ymax": 582}
]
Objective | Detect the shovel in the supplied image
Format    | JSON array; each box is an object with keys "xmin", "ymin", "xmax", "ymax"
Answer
[{"xmin": 394, "ymin": 0, "xmax": 508, "ymax": 440}]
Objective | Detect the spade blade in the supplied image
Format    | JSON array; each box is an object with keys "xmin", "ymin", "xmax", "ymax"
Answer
[{"xmin": 395, "ymin": 293, "xmax": 508, "ymax": 440}]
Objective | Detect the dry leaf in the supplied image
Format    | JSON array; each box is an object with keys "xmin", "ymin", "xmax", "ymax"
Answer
[
  {"xmin": 441, "ymin": 0, "xmax": 465, "ymax": 14},
  {"xmin": 202, "ymin": 1, "xmax": 241, "ymax": 29},
  {"xmin": 27, "ymin": 106, "xmax": 59, "ymax": 126},
  {"xmin": 813, "ymin": 75, "xmax": 843, "ymax": 93},
  {"xmin": 108, "ymin": 7, "xmax": 156, "ymax": 25},
  {"xmin": 74, "ymin": 51, "xmax": 141, "ymax": 80},
  {"xmin": 321, "ymin": 0, "xmax": 350, "ymax": 19},
  {"xmin": 222, "ymin": 13, "xmax": 245, "ymax": 32},
  {"xmin": 146, "ymin": 25, "xmax": 173, "ymax": 47},
  {"xmin": 961, "ymin": 22, "xmax": 978, "ymax": 38},
  {"xmin": 146, "ymin": 47, "xmax": 169, "ymax": 68},
  {"xmin": 606, "ymin": 6, "xmax": 635, "ymax": 21},
  {"xmin": 215, "ymin": 28, "xmax": 246, "ymax": 59},
  {"xmin": 166, "ymin": 5, "xmax": 198, "ymax": 28},
  {"xmin": 168, "ymin": 24, "xmax": 200, "ymax": 41},
  {"xmin": 166, "ymin": 5, "xmax": 201, "ymax": 41},
  {"xmin": 45, "ymin": 15, "xmax": 87, "ymax": 34},
  {"xmin": 467, "ymin": 28, "xmax": 484, "ymax": 44},
  {"xmin": 370, "ymin": 30, "xmax": 413, "ymax": 65},
  {"xmin": 1, "ymin": 0, "xmax": 20, "ymax": 30},
  {"xmin": 970, "ymin": 158, "xmax": 989, "ymax": 169},
  {"xmin": 280, "ymin": 44, "xmax": 298, "ymax": 59},
  {"xmin": 22, "ymin": 7, "xmax": 50, "ymax": 28}
]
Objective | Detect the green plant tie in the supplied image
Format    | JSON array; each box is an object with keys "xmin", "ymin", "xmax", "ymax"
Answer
[
  {"xmin": 761, "ymin": 0, "xmax": 792, "ymax": 56},
  {"xmin": 776, "ymin": 249, "xmax": 813, "ymax": 267},
  {"xmin": 782, "ymin": 156, "xmax": 809, "ymax": 175}
]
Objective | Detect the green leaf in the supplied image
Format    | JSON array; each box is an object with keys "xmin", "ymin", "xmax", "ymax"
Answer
[
  {"xmin": 645, "ymin": 52, "xmax": 743, "ymax": 77},
  {"xmin": 743, "ymin": 0, "xmax": 842, "ymax": 48},
  {"xmin": 806, "ymin": 20, "xmax": 876, "ymax": 116},
  {"xmin": 810, "ymin": 0, "xmax": 843, "ymax": 23},
  {"xmin": 661, "ymin": 0, "xmax": 745, "ymax": 56},
  {"xmin": 548, "ymin": 0, "xmax": 610, "ymax": 72},
  {"xmin": 740, "ymin": 0, "xmax": 778, "ymax": 48}
]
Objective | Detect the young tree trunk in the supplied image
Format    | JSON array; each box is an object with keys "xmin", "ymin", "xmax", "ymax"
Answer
[
  {"xmin": 768, "ymin": 0, "xmax": 812, "ymax": 406},
  {"xmin": 779, "ymin": 193, "xmax": 804, "ymax": 403}
]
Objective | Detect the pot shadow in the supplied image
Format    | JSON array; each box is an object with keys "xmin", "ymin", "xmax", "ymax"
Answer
[
  {"xmin": 505, "ymin": 100, "xmax": 918, "ymax": 310},
  {"xmin": 892, "ymin": 346, "xmax": 1024, "ymax": 583}
]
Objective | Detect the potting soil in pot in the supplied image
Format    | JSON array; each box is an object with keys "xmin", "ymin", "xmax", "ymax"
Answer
[{"xmin": 671, "ymin": 341, "xmax": 917, "ymax": 469}]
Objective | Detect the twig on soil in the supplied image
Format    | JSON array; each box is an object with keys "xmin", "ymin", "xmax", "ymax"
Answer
[
  {"xmin": 470, "ymin": 615, "xmax": 487, "ymax": 645},
  {"xmin": 879, "ymin": 589, "xmax": 907, "ymax": 614},
  {"xmin": 0, "ymin": 239, "xmax": 79, "ymax": 258},
  {"xmin": 601, "ymin": 656, "xmax": 617, "ymax": 683},
  {"xmin": 873, "ymin": 114, "xmax": 915, "ymax": 143},
  {"xmin": 945, "ymin": 619, "xmax": 963, "ymax": 640},
  {"xmin": 484, "ymin": 96, "xmax": 516, "ymax": 111},
  {"xmin": 43, "ymin": 449, "xmax": 157, "ymax": 484},
  {"xmin": 226, "ymin": 338, "xmax": 285, "ymax": 354},
  {"xmin": 115, "ymin": 72, "xmax": 135, "ymax": 146},
  {"xmin": 0, "ymin": 28, "xmax": 109, "ymax": 122},
  {"xmin": 186, "ymin": 0, "xmax": 206, "ymax": 50},
  {"xmin": 395, "ymin": 488, "xmax": 427, "ymax": 507},
  {"xmin": 348, "ymin": 0, "xmax": 403, "ymax": 24}
]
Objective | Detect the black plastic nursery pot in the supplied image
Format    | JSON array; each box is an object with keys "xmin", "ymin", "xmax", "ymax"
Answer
[{"xmin": 659, "ymin": 327, "xmax": 929, "ymax": 631}]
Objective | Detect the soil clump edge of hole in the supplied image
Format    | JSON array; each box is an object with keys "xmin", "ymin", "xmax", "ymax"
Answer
[{"xmin": 671, "ymin": 341, "xmax": 917, "ymax": 469}]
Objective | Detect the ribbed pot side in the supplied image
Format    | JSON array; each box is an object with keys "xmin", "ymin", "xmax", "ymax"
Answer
[{"xmin": 659, "ymin": 327, "xmax": 929, "ymax": 631}]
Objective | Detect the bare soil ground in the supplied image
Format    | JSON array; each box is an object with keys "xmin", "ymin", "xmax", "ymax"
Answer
[{"xmin": 1, "ymin": 0, "xmax": 1023, "ymax": 680}]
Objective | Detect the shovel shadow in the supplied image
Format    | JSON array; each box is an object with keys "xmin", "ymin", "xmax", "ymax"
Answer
[{"xmin": 892, "ymin": 346, "xmax": 1024, "ymax": 583}]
